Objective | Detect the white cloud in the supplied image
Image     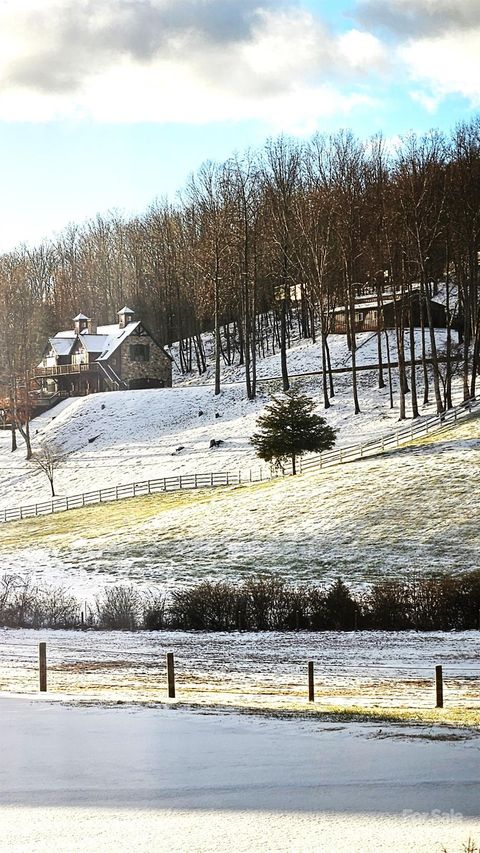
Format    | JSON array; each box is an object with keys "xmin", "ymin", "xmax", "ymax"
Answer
[
  {"xmin": 409, "ymin": 89, "xmax": 442, "ymax": 114},
  {"xmin": 0, "ymin": 0, "xmax": 384, "ymax": 128},
  {"xmin": 400, "ymin": 28, "xmax": 480, "ymax": 106},
  {"xmin": 338, "ymin": 29, "xmax": 387, "ymax": 71}
]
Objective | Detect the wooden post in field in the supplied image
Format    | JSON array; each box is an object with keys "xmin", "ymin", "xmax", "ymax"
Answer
[
  {"xmin": 167, "ymin": 652, "xmax": 175, "ymax": 699},
  {"xmin": 435, "ymin": 665, "xmax": 443, "ymax": 708},
  {"xmin": 308, "ymin": 661, "xmax": 314, "ymax": 702},
  {"xmin": 39, "ymin": 642, "xmax": 47, "ymax": 692}
]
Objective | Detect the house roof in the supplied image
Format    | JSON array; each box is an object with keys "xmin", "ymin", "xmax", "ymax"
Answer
[
  {"xmin": 97, "ymin": 321, "xmax": 141, "ymax": 361},
  {"xmin": 78, "ymin": 334, "xmax": 110, "ymax": 354},
  {"xmin": 118, "ymin": 306, "xmax": 134, "ymax": 315},
  {"xmin": 49, "ymin": 337, "xmax": 76, "ymax": 356},
  {"xmin": 332, "ymin": 300, "xmax": 394, "ymax": 314},
  {"xmin": 72, "ymin": 313, "xmax": 90, "ymax": 321},
  {"xmin": 41, "ymin": 314, "xmax": 172, "ymax": 367},
  {"xmin": 46, "ymin": 321, "xmax": 141, "ymax": 364}
]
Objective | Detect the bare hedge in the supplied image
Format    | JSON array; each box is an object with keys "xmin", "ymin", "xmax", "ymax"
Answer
[{"xmin": 1, "ymin": 572, "xmax": 480, "ymax": 632}]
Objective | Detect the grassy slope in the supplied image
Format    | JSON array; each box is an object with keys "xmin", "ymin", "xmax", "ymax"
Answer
[{"xmin": 1, "ymin": 416, "xmax": 480, "ymax": 594}]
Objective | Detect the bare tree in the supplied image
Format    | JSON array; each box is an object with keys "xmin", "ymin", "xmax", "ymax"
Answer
[
  {"xmin": 31, "ymin": 443, "xmax": 68, "ymax": 497},
  {"xmin": 262, "ymin": 136, "xmax": 301, "ymax": 392}
]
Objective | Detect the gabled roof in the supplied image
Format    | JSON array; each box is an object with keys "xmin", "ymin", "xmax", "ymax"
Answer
[
  {"xmin": 97, "ymin": 321, "xmax": 141, "ymax": 361},
  {"xmin": 41, "ymin": 314, "xmax": 172, "ymax": 367},
  {"xmin": 77, "ymin": 334, "xmax": 110, "ymax": 354},
  {"xmin": 49, "ymin": 336, "xmax": 76, "ymax": 356}
]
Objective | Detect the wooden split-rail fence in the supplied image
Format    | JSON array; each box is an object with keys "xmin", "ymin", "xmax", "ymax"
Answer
[{"xmin": 1, "ymin": 396, "xmax": 480, "ymax": 525}]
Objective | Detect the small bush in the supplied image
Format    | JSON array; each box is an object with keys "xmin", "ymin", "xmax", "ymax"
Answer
[
  {"xmin": 143, "ymin": 591, "xmax": 167, "ymax": 630},
  {"xmin": 95, "ymin": 584, "xmax": 142, "ymax": 630}
]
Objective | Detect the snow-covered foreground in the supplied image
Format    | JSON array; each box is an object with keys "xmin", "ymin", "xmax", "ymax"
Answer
[
  {"xmin": 0, "ymin": 695, "xmax": 479, "ymax": 853},
  {"xmin": 1, "ymin": 628, "xmax": 479, "ymax": 712}
]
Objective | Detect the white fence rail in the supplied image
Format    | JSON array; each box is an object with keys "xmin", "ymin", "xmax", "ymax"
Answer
[
  {"xmin": 0, "ymin": 467, "xmax": 272, "ymax": 524},
  {"xmin": 2, "ymin": 397, "xmax": 480, "ymax": 524},
  {"xmin": 298, "ymin": 397, "xmax": 480, "ymax": 474}
]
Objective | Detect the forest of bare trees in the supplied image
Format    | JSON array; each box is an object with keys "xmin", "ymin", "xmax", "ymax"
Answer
[{"xmin": 0, "ymin": 116, "xmax": 479, "ymax": 439}]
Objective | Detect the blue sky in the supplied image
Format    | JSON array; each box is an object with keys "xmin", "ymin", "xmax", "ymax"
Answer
[{"xmin": 0, "ymin": 0, "xmax": 479, "ymax": 252}]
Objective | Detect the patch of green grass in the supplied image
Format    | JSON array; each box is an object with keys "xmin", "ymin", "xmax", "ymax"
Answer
[
  {"xmin": 0, "ymin": 480, "xmax": 270, "ymax": 550},
  {"xmin": 179, "ymin": 700, "xmax": 480, "ymax": 730}
]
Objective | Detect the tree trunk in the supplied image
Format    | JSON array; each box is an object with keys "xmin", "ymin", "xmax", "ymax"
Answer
[
  {"xmin": 214, "ymin": 263, "xmax": 221, "ymax": 396},
  {"xmin": 408, "ymin": 300, "xmax": 419, "ymax": 418},
  {"xmin": 422, "ymin": 280, "xmax": 444, "ymax": 414},
  {"xmin": 280, "ymin": 297, "xmax": 289, "ymax": 392},
  {"xmin": 321, "ymin": 325, "xmax": 330, "ymax": 409},
  {"xmin": 376, "ymin": 287, "xmax": 385, "ymax": 389}
]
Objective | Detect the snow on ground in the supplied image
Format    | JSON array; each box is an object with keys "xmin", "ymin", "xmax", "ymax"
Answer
[
  {"xmin": 1, "ymin": 628, "xmax": 479, "ymax": 711},
  {"xmin": 171, "ymin": 326, "xmax": 456, "ymax": 385},
  {"xmin": 1, "ymin": 416, "xmax": 479, "ymax": 596},
  {"xmin": 0, "ymin": 328, "xmax": 462, "ymax": 513},
  {"xmin": 0, "ymin": 695, "xmax": 479, "ymax": 853}
]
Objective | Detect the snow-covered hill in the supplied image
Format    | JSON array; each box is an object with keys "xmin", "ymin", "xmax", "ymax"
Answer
[{"xmin": 0, "ymin": 328, "xmax": 457, "ymax": 509}]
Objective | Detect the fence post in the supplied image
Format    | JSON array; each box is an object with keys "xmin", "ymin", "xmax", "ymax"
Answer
[
  {"xmin": 39, "ymin": 642, "xmax": 47, "ymax": 692},
  {"xmin": 435, "ymin": 665, "xmax": 443, "ymax": 708},
  {"xmin": 308, "ymin": 661, "xmax": 314, "ymax": 702},
  {"xmin": 167, "ymin": 652, "xmax": 175, "ymax": 698}
]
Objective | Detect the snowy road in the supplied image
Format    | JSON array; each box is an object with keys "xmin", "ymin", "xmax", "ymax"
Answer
[{"xmin": 0, "ymin": 696, "xmax": 479, "ymax": 852}]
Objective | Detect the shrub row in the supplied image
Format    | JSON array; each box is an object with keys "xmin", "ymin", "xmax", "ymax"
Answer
[{"xmin": 2, "ymin": 572, "xmax": 480, "ymax": 632}]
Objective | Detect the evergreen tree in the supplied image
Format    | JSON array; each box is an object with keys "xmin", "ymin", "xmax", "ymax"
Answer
[{"xmin": 251, "ymin": 388, "xmax": 336, "ymax": 474}]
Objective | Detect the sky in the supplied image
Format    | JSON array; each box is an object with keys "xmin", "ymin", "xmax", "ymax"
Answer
[{"xmin": 0, "ymin": 0, "xmax": 479, "ymax": 252}]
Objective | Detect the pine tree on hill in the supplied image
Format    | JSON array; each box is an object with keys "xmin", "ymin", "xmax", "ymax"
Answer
[{"xmin": 251, "ymin": 389, "xmax": 337, "ymax": 475}]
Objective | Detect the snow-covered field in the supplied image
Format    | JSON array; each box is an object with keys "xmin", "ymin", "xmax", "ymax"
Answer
[
  {"xmin": 0, "ymin": 415, "xmax": 479, "ymax": 596},
  {"xmin": 0, "ymin": 695, "xmax": 479, "ymax": 853},
  {"xmin": 0, "ymin": 328, "xmax": 457, "ymax": 511},
  {"xmin": 1, "ymin": 628, "xmax": 479, "ymax": 713},
  {"xmin": 0, "ymin": 325, "xmax": 473, "ymax": 595}
]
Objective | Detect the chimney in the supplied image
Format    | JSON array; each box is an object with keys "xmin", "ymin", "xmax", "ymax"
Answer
[
  {"xmin": 87, "ymin": 318, "xmax": 97, "ymax": 334},
  {"xmin": 118, "ymin": 306, "xmax": 135, "ymax": 329}
]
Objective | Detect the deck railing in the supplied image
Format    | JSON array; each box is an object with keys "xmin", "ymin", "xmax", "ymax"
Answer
[{"xmin": 35, "ymin": 363, "xmax": 99, "ymax": 377}]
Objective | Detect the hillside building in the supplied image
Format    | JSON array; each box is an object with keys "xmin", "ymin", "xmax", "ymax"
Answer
[
  {"xmin": 330, "ymin": 287, "xmax": 450, "ymax": 334},
  {"xmin": 35, "ymin": 307, "xmax": 172, "ymax": 396}
]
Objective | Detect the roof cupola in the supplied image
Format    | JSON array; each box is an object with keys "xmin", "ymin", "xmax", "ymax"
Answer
[
  {"xmin": 118, "ymin": 306, "xmax": 135, "ymax": 329},
  {"xmin": 73, "ymin": 313, "xmax": 90, "ymax": 335}
]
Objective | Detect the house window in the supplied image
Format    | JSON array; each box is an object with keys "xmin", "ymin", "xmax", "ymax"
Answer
[
  {"xmin": 354, "ymin": 311, "xmax": 364, "ymax": 323},
  {"xmin": 130, "ymin": 343, "xmax": 150, "ymax": 362}
]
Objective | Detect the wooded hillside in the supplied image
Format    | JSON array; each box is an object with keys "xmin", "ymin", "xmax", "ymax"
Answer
[{"xmin": 0, "ymin": 116, "xmax": 479, "ymax": 418}]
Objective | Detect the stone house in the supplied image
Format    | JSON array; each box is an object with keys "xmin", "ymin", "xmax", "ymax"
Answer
[{"xmin": 35, "ymin": 307, "xmax": 172, "ymax": 395}]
